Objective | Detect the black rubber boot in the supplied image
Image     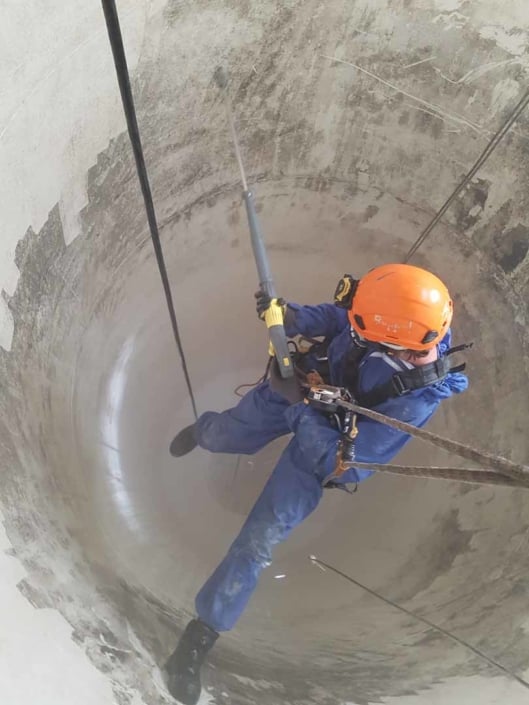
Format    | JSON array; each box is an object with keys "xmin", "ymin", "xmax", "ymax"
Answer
[
  {"xmin": 170, "ymin": 424, "xmax": 197, "ymax": 457},
  {"xmin": 165, "ymin": 618, "xmax": 219, "ymax": 705}
]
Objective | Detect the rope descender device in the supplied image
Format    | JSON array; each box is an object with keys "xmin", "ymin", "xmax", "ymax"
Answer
[{"xmin": 305, "ymin": 385, "xmax": 359, "ymax": 484}]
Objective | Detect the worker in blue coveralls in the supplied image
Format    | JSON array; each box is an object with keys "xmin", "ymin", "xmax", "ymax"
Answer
[{"xmin": 164, "ymin": 263, "xmax": 468, "ymax": 705}]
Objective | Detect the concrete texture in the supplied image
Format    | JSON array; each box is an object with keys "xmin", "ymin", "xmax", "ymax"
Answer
[{"xmin": 1, "ymin": 1, "xmax": 529, "ymax": 703}]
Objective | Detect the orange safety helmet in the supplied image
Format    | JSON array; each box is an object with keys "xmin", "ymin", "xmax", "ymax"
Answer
[{"xmin": 348, "ymin": 264, "xmax": 453, "ymax": 351}]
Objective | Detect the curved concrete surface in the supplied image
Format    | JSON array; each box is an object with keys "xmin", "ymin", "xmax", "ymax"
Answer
[{"xmin": 2, "ymin": 2, "xmax": 529, "ymax": 703}]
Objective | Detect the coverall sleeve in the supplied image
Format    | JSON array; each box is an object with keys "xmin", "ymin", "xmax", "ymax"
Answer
[
  {"xmin": 284, "ymin": 393, "xmax": 438, "ymax": 485},
  {"xmin": 284, "ymin": 302, "xmax": 349, "ymax": 339}
]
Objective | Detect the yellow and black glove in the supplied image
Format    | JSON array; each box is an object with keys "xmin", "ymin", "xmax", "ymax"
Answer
[
  {"xmin": 254, "ymin": 290, "xmax": 286, "ymax": 320},
  {"xmin": 254, "ymin": 289, "xmax": 295, "ymax": 379}
]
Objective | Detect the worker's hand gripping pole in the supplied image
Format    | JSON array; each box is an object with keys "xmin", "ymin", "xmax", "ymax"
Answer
[
  {"xmin": 215, "ymin": 66, "xmax": 293, "ymax": 379},
  {"xmin": 242, "ymin": 191, "xmax": 293, "ymax": 378}
]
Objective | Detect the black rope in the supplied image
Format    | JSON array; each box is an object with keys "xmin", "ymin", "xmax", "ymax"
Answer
[
  {"xmin": 234, "ymin": 357, "xmax": 273, "ymax": 398},
  {"xmin": 404, "ymin": 84, "xmax": 529, "ymax": 263},
  {"xmin": 310, "ymin": 556, "xmax": 529, "ymax": 692},
  {"xmin": 101, "ymin": 0, "xmax": 198, "ymax": 420}
]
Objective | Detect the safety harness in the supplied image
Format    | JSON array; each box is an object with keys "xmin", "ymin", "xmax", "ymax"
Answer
[
  {"xmin": 296, "ymin": 336, "xmax": 470, "ymax": 408},
  {"xmin": 296, "ymin": 328, "xmax": 470, "ymax": 492},
  {"xmin": 349, "ymin": 343, "xmax": 470, "ymax": 408}
]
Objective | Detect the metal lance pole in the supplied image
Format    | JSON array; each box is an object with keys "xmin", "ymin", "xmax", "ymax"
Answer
[{"xmin": 214, "ymin": 67, "xmax": 294, "ymax": 378}]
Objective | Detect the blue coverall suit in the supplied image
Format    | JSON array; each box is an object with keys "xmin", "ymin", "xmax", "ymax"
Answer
[{"xmin": 194, "ymin": 303, "xmax": 468, "ymax": 632}]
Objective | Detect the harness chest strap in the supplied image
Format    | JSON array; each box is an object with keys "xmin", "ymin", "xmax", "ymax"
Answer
[{"xmin": 354, "ymin": 346, "xmax": 469, "ymax": 408}]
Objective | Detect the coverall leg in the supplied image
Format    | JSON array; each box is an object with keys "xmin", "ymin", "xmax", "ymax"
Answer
[
  {"xmin": 196, "ymin": 381, "xmax": 291, "ymax": 454},
  {"xmin": 195, "ymin": 438, "xmax": 324, "ymax": 632}
]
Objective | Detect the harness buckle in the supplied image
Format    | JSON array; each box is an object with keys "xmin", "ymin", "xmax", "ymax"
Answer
[{"xmin": 391, "ymin": 374, "xmax": 408, "ymax": 396}]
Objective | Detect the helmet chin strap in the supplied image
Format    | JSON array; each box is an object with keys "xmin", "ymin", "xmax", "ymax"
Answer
[{"xmin": 350, "ymin": 327, "xmax": 368, "ymax": 346}]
